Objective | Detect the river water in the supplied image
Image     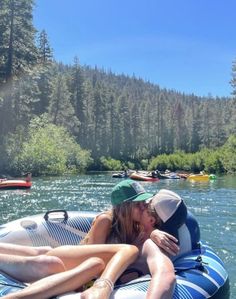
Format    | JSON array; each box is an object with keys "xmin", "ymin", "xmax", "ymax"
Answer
[{"xmin": 0, "ymin": 173, "xmax": 235, "ymax": 298}]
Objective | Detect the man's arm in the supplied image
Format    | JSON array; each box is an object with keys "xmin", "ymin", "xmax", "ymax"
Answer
[{"xmin": 142, "ymin": 239, "xmax": 176, "ymax": 299}]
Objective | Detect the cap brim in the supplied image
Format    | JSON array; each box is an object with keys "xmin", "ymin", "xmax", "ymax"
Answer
[{"xmin": 133, "ymin": 192, "xmax": 153, "ymax": 202}]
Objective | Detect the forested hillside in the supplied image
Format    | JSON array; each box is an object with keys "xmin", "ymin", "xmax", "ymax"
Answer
[{"xmin": 1, "ymin": 0, "xmax": 236, "ymax": 175}]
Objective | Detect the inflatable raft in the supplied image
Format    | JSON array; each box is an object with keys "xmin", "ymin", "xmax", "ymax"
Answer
[
  {"xmin": 0, "ymin": 179, "xmax": 32, "ymax": 190},
  {"xmin": 156, "ymin": 172, "xmax": 181, "ymax": 180},
  {"xmin": 130, "ymin": 172, "xmax": 159, "ymax": 182},
  {"xmin": 112, "ymin": 172, "xmax": 128, "ymax": 178},
  {"xmin": 187, "ymin": 174, "xmax": 216, "ymax": 182},
  {"xmin": 0, "ymin": 210, "xmax": 230, "ymax": 299}
]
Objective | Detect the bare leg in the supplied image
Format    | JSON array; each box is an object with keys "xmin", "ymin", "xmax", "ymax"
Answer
[
  {"xmin": 46, "ymin": 244, "xmax": 138, "ymax": 271},
  {"xmin": 0, "ymin": 243, "xmax": 52, "ymax": 256},
  {"xmin": 1, "ymin": 244, "xmax": 138, "ymax": 299},
  {"xmin": 2, "ymin": 257, "xmax": 105, "ymax": 299},
  {"xmin": 80, "ymin": 244, "xmax": 139, "ymax": 299},
  {"xmin": 0, "ymin": 254, "xmax": 65, "ymax": 282}
]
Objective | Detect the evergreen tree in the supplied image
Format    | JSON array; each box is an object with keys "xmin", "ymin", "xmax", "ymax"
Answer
[
  {"xmin": 33, "ymin": 30, "xmax": 54, "ymax": 115},
  {"xmin": 211, "ymin": 98, "xmax": 226, "ymax": 148},
  {"xmin": 107, "ymin": 92, "xmax": 117, "ymax": 158},
  {"xmin": 199, "ymin": 101, "xmax": 212, "ymax": 148},
  {"xmin": 0, "ymin": 0, "xmax": 38, "ymax": 136},
  {"xmin": 81, "ymin": 80, "xmax": 95, "ymax": 149},
  {"xmin": 119, "ymin": 94, "xmax": 132, "ymax": 158},
  {"xmin": 230, "ymin": 57, "xmax": 236, "ymax": 97},
  {"xmin": 37, "ymin": 30, "xmax": 53, "ymax": 64},
  {"xmin": 92, "ymin": 82, "xmax": 108, "ymax": 159},
  {"xmin": 0, "ymin": 0, "xmax": 37, "ymax": 84},
  {"xmin": 69, "ymin": 57, "xmax": 86, "ymax": 143},
  {"xmin": 48, "ymin": 72, "xmax": 80, "ymax": 135},
  {"xmin": 187, "ymin": 97, "xmax": 201, "ymax": 152}
]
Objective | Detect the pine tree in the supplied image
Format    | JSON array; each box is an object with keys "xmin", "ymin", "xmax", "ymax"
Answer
[
  {"xmin": 0, "ymin": 0, "xmax": 38, "ymax": 135},
  {"xmin": 93, "ymin": 82, "xmax": 108, "ymax": 159},
  {"xmin": 81, "ymin": 80, "xmax": 95, "ymax": 149},
  {"xmin": 35, "ymin": 30, "xmax": 54, "ymax": 115},
  {"xmin": 69, "ymin": 57, "xmax": 86, "ymax": 143},
  {"xmin": 0, "ymin": 0, "xmax": 37, "ymax": 84},
  {"xmin": 48, "ymin": 72, "xmax": 80, "ymax": 135},
  {"xmin": 230, "ymin": 58, "xmax": 236, "ymax": 97},
  {"xmin": 37, "ymin": 30, "xmax": 53, "ymax": 64}
]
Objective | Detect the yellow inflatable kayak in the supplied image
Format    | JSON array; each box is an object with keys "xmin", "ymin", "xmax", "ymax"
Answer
[{"xmin": 187, "ymin": 173, "xmax": 216, "ymax": 182}]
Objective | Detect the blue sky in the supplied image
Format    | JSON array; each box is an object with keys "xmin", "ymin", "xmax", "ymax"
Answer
[{"xmin": 33, "ymin": 0, "xmax": 236, "ymax": 98}]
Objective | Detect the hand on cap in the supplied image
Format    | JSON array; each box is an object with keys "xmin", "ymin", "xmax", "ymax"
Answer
[{"xmin": 150, "ymin": 229, "xmax": 179, "ymax": 256}]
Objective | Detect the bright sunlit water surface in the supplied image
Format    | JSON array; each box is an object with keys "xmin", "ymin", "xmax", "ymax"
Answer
[{"xmin": 0, "ymin": 173, "xmax": 235, "ymax": 298}]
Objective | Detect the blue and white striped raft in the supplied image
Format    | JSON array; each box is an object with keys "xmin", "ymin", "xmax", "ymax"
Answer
[{"xmin": 0, "ymin": 210, "xmax": 230, "ymax": 299}]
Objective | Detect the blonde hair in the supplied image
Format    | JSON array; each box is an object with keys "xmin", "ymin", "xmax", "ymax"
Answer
[
  {"xmin": 81, "ymin": 202, "xmax": 142, "ymax": 245},
  {"xmin": 109, "ymin": 202, "xmax": 141, "ymax": 244}
]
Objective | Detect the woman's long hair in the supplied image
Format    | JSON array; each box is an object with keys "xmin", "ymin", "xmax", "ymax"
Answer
[
  {"xmin": 109, "ymin": 202, "xmax": 141, "ymax": 245},
  {"xmin": 81, "ymin": 202, "xmax": 143, "ymax": 245}
]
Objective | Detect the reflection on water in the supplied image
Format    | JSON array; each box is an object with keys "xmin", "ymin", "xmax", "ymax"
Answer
[{"xmin": 0, "ymin": 173, "xmax": 236, "ymax": 298}]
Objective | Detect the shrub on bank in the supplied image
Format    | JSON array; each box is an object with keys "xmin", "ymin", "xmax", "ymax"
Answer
[
  {"xmin": 5, "ymin": 120, "xmax": 92, "ymax": 176},
  {"xmin": 100, "ymin": 157, "xmax": 122, "ymax": 171},
  {"xmin": 144, "ymin": 137, "xmax": 236, "ymax": 174}
]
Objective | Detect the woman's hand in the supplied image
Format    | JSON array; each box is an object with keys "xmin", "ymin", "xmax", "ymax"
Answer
[{"xmin": 150, "ymin": 229, "xmax": 179, "ymax": 256}]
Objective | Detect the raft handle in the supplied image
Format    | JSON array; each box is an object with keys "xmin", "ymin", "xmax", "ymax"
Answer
[{"xmin": 44, "ymin": 209, "xmax": 69, "ymax": 222}]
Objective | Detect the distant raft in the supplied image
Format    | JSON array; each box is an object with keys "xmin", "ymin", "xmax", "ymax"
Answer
[
  {"xmin": 156, "ymin": 172, "xmax": 181, "ymax": 179},
  {"xmin": 0, "ymin": 179, "xmax": 32, "ymax": 190},
  {"xmin": 187, "ymin": 174, "xmax": 216, "ymax": 182},
  {"xmin": 0, "ymin": 210, "xmax": 230, "ymax": 299},
  {"xmin": 112, "ymin": 172, "xmax": 128, "ymax": 178},
  {"xmin": 129, "ymin": 172, "xmax": 159, "ymax": 182}
]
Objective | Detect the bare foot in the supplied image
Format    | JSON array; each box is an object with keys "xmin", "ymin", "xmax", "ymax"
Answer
[{"xmin": 80, "ymin": 284, "xmax": 112, "ymax": 299}]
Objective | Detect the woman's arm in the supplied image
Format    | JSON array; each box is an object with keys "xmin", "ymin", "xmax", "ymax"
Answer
[
  {"xmin": 84, "ymin": 213, "xmax": 112, "ymax": 244},
  {"xmin": 142, "ymin": 239, "xmax": 176, "ymax": 299}
]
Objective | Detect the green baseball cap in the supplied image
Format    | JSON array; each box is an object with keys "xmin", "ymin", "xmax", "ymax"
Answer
[{"xmin": 111, "ymin": 179, "xmax": 153, "ymax": 206}]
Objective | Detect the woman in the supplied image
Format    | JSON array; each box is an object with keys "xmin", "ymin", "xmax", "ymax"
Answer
[
  {"xmin": 0, "ymin": 180, "xmax": 178, "ymax": 299},
  {"xmin": 0, "ymin": 179, "xmax": 151, "ymax": 299},
  {"xmin": 81, "ymin": 179, "xmax": 154, "ymax": 245}
]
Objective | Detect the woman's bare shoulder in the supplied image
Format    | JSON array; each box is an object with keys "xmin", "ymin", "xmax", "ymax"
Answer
[{"xmin": 95, "ymin": 211, "xmax": 113, "ymax": 224}]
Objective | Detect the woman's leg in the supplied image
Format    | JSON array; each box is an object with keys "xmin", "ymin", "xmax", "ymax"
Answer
[
  {"xmin": 80, "ymin": 244, "xmax": 139, "ymax": 299},
  {"xmin": 0, "ymin": 253, "xmax": 65, "ymax": 282},
  {"xmin": 46, "ymin": 244, "xmax": 138, "ymax": 271},
  {"xmin": 1, "ymin": 244, "xmax": 139, "ymax": 299},
  {"xmin": 0, "ymin": 243, "xmax": 52, "ymax": 256},
  {"xmin": 45, "ymin": 244, "xmax": 139, "ymax": 299},
  {"xmin": 2, "ymin": 257, "xmax": 105, "ymax": 299}
]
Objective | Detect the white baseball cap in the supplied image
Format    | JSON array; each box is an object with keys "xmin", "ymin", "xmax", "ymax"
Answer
[
  {"xmin": 151, "ymin": 189, "xmax": 182, "ymax": 222},
  {"xmin": 150, "ymin": 189, "xmax": 187, "ymax": 240}
]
